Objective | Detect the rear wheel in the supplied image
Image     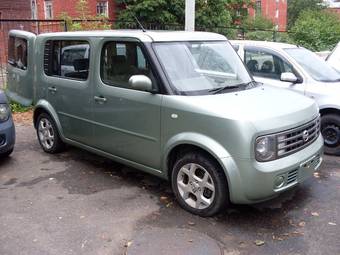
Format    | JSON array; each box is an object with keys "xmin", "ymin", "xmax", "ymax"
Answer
[
  {"xmin": 321, "ymin": 114, "xmax": 340, "ymax": 155},
  {"xmin": 171, "ymin": 151, "xmax": 229, "ymax": 217},
  {"xmin": 36, "ymin": 113, "xmax": 65, "ymax": 153}
]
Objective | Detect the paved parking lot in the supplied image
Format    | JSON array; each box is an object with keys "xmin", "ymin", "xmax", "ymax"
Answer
[{"xmin": 0, "ymin": 123, "xmax": 339, "ymax": 255}]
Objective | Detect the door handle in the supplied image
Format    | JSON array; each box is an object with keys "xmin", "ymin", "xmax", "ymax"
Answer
[
  {"xmin": 94, "ymin": 96, "xmax": 107, "ymax": 103},
  {"xmin": 48, "ymin": 87, "xmax": 57, "ymax": 93}
]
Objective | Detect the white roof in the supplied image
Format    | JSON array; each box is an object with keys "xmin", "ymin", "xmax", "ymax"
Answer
[
  {"xmin": 230, "ymin": 40, "xmax": 298, "ymax": 50},
  {"xmin": 35, "ymin": 30, "xmax": 227, "ymax": 42}
]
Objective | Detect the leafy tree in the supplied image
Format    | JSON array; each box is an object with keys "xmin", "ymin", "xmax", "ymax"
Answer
[
  {"xmin": 290, "ymin": 10, "xmax": 340, "ymax": 51},
  {"xmin": 287, "ymin": 0, "xmax": 324, "ymax": 29},
  {"xmin": 115, "ymin": 0, "xmax": 253, "ymax": 29}
]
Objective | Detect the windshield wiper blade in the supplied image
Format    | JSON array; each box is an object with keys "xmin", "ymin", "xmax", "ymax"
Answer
[
  {"xmin": 208, "ymin": 85, "xmax": 239, "ymax": 94},
  {"xmin": 209, "ymin": 80, "xmax": 258, "ymax": 94}
]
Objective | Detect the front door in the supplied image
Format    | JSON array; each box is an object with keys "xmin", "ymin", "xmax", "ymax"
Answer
[
  {"xmin": 92, "ymin": 40, "xmax": 162, "ymax": 169},
  {"xmin": 244, "ymin": 46, "xmax": 305, "ymax": 95},
  {"xmin": 42, "ymin": 38, "xmax": 93, "ymax": 145}
]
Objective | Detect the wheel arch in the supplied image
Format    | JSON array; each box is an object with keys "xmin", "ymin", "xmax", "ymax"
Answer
[
  {"xmin": 33, "ymin": 99, "xmax": 65, "ymax": 139},
  {"xmin": 319, "ymin": 107, "xmax": 340, "ymax": 117},
  {"xmin": 163, "ymin": 133, "xmax": 233, "ymax": 188}
]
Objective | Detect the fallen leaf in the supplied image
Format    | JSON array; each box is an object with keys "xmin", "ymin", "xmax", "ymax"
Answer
[
  {"xmin": 166, "ymin": 202, "xmax": 173, "ymax": 208},
  {"xmin": 311, "ymin": 212, "xmax": 319, "ymax": 217},
  {"xmin": 254, "ymin": 240, "xmax": 265, "ymax": 246},
  {"xmin": 188, "ymin": 239, "xmax": 193, "ymax": 243},
  {"xmin": 298, "ymin": 221, "xmax": 306, "ymax": 227},
  {"xmin": 80, "ymin": 215, "xmax": 85, "ymax": 219},
  {"xmin": 328, "ymin": 222, "xmax": 337, "ymax": 226},
  {"xmin": 313, "ymin": 172, "xmax": 320, "ymax": 178},
  {"xmin": 188, "ymin": 221, "xmax": 196, "ymax": 226},
  {"xmin": 124, "ymin": 241, "xmax": 133, "ymax": 248}
]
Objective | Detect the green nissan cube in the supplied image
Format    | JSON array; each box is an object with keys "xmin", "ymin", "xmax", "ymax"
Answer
[{"xmin": 6, "ymin": 30, "xmax": 323, "ymax": 216}]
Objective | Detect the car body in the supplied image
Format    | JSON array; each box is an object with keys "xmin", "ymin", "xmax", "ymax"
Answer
[
  {"xmin": 326, "ymin": 42, "xmax": 340, "ymax": 73},
  {"xmin": 6, "ymin": 30, "xmax": 323, "ymax": 216},
  {"xmin": 0, "ymin": 90, "xmax": 15, "ymax": 157},
  {"xmin": 232, "ymin": 40, "xmax": 340, "ymax": 155}
]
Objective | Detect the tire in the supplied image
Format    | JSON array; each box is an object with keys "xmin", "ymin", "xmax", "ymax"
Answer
[
  {"xmin": 171, "ymin": 151, "xmax": 229, "ymax": 217},
  {"xmin": 321, "ymin": 114, "xmax": 340, "ymax": 155},
  {"xmin": 36, "ymin": 113, "xmax": 65, "ymax": 153},
  {"xmin": 0, "ymin": 148, "xmax": 13, "ymax": 158}
]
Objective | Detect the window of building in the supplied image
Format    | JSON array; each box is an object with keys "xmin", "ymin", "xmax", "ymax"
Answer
[
  {"xmin": 44, "ymin": 0, "xmax": 53, "ymax": 19},
  {"xmin": 96, "ymin": 1, "xmax": 108, "ymax": 17},
  {"xmin": 44, "ymin": 40, "xmax": 90, "ymax": 80},
  {"xmin": 245, "ymin": 49, "xmax": 294, "ymax": 80},
  {"xmin": 100, "ymin": 41, "xmax": 157, "ymax": 90},
  {"xmin": 8, "ymin": 36, "xmax": 28, "ymax": 70},
  {"xmin": 31, "ymin": 0, "xmax": 37, "ymax": 19},
  {"xmin": 255, "ymin": 0, "xmax": 262, "ymax": 15}
]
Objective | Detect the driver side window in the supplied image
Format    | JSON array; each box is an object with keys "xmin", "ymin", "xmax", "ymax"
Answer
[{"xmin": 245, "ymin": 49, "xmax": 293, "ymax": 80}]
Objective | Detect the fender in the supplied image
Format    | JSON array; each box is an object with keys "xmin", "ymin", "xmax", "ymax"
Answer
[{"xmin": 34, "ymin": 99, "xmax": 66, "ymax": 141}]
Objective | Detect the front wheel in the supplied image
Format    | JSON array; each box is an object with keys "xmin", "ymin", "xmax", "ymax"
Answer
[
  {"xmin": 171, "ymin": 151, "xmax": 229, "ymax": 217},
  {"xmin": 321, "ymin": 114, "xmax": 340, "ymax": 155},
  {"xmin": 36, "ymin": 113, "xmax": 65, "ymax": 153}
]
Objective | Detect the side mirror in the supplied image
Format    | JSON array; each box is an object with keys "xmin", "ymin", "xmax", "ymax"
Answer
[
  {"xmin": 280, "ymin": 72, "xmax": 298, "ymax": 83},
  {"xmin": 129, "ymin": 75, "xmax": 153, "ymax": 92}
]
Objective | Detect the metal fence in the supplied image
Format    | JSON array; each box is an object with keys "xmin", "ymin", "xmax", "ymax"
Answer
[{"xmin": 0, "ymin": 19, "xmax": 289, "ymax": 89}]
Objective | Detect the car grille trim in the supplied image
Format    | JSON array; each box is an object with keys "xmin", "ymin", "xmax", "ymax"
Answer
[{"xmin": 276, "ymin": 116, "xmax": 320, "ymax": 158}]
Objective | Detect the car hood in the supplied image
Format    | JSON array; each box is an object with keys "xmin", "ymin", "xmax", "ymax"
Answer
[
  {"xmin": 177, "ymin": 86, "xmax": 318, "ymax": 133},
  {"xmin": 0, "ymin": 90, "xmax": 8, "ymax": 104}
]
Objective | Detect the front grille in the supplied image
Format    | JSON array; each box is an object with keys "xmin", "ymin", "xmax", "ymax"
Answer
[
  {"xmin": 287, "ymin": 169, "xmax": 298, "ymax": 185},
  {"xmin": 277, "ymin": 117, "xmax": 320, "ymax": 158}
]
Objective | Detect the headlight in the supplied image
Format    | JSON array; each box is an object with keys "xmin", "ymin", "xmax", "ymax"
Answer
[
  {"xmin": 255, "ymin": 135, "xmax": 276, "ymax": 162},
  {"xmin": 0, "ymin": 104, "xmax": 10, "ymax": 122}
]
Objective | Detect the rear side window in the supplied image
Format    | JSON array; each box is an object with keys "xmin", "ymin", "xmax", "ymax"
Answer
[
  {"xmin": 8, "ymin": 36, "xmax": 28, "ymax": 70},
  {"xmin": 44, "ymin": 40, "xmax": 90, "ymax": 80},
  {"xmin": 100, "ymin": 41, "xmax": 157, "ymax": 90}
]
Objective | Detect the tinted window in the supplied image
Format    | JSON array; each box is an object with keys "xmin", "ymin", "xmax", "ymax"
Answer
[
  {"xmin": 8, "ymin": 36, "xmax": 28, "ymax": 70},
  {"xmin": 44, "ymin": 40, "xmax": 90, "ymax": 80},
  {"xmin": 245, "ymin": 49, "xmax": 293, "ymax": 80},
  {"xmin": 100, "ymin": 42, "xmax": 157, "ymax": 90}
]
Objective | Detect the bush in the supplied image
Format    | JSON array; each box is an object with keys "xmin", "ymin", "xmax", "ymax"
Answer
[{"xmin": 290, "ymin": 10, "xmax": 340, "ymax": 51}]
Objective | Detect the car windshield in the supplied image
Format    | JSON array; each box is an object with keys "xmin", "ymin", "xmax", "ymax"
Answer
[
  {"xmin": 285, "ymin": 47, "xmax": 340, "ymax": 82},
  {"xmin": 153, "ymin": 41, "xmax": 254, "ymax": 95}
]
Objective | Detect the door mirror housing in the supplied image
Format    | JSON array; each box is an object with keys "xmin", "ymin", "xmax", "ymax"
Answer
[
  {"xmin": 129, "ymin": 75, "xmax": 153, "ymax": 92},
  {"xmin": 280, "ymin": 72, "xmax": 298, "ymax": 83}
]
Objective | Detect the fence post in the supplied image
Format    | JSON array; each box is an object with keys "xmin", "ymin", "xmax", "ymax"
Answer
[
  {"xmin": 64, "ymin": 20, "xmax": 68, "ymax": 32},
  {"xmin": 273, "ymin": 30, "xmax": 277, "ymax": 42}
]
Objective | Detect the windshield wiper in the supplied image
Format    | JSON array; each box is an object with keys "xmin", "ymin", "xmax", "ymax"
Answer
[{"xmin": 209, "ymin": 81, "xmax": 258, "ymax": 94}]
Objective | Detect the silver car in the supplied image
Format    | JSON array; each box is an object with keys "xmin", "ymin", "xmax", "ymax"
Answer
[{"xmin": 232, "ymin": 40, "xmax": 340, "ymax": 155}]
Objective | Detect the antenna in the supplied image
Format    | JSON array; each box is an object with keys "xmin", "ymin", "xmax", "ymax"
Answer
[{"xmin": 122, "ymin": 0, "xmax": 146, "ymax": 32}]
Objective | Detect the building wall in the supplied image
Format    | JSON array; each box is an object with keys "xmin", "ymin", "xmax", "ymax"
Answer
[
  {"xmin": 0, "ymin": 0, "xmax": 32, "ymax": 65},
  {"xmin": 249, "ymin": 0, "xmax": 287, "ymax": 31},
  {"xmin": 35, "ymin": 0, "xmax": 116, "ymax": 20}
]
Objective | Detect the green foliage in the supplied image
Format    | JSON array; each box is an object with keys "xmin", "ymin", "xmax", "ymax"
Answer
[
  {"xmin": 10, "ymin": 101, "xmax": 32, "ymax": 113},
  {"xmin": 115, "ymin": 0, "xmax": 253, "ymax": 29},
  {"xmin": 290, "ymin": 10, "xmax": 340, "ymax": 51},
  {"xmin": 287, "ymin": 0, "xmax": 324, "ymax": 29},
  {"xmin": 243, "ymin": 15, "xmax": 274, "ymax": 30},
  {"xmin": 59, "ymin": 0, "xmax": 111, "ymax": 31}
]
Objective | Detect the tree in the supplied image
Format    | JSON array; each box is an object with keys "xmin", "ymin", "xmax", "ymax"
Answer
[
  {"xmin": 290, "ymin": 10, "xmax": 340, "ymax": 51},
  {"xmin": 115, "ymin": 0, "xmax": 253, "ymax": 29},
  {"xmin": 287, "ymin": 0, "xmax": 324, "ymax": 29}
]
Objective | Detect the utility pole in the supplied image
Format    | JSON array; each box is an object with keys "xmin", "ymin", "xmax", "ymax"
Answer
[{"xmin": 185, "ymin": 0, "xmax": 195, "ymax": 31}]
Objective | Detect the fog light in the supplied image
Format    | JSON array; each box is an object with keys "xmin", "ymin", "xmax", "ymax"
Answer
[{"xmin": 274, "ymin": 175, "xmax": 285, "ymax": 189}]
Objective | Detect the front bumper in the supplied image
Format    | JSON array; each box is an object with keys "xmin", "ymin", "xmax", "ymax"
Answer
[
  {"xmin": 222, "ymin": 134, "xmax": 324, "ymax": 204},
  {"xmin": 0, "ymin": 116, "xmax": 16, "ymax": 154}
]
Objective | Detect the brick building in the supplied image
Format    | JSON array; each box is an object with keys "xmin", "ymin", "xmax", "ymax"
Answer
[
  {"xmin": 249, "ymin": 0, "xmax": 287, "ymax": 31},
  {"xmin": 33, "ymin": 0, "xmax": 116, "ymax": 20}
]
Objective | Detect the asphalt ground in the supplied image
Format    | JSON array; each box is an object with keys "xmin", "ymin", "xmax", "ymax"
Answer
[{"xmin": 0, "ymin": 123, "xmax": 339, "ymax": 255}]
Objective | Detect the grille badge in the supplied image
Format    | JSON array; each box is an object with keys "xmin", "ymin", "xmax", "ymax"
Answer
[{"xmin": 302, "ymin": 130, "xmax": 309, "ymax": 142}]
